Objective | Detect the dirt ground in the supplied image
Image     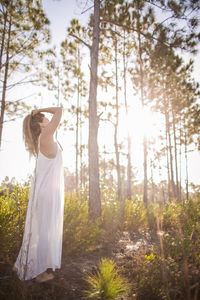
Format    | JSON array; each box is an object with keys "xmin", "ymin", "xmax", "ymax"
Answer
[{"xmin": 0, "ymin": 231, "xmax": 156, "ymax": 300}]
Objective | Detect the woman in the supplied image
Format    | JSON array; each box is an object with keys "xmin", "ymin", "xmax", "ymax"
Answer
[{"xmin": 13, "ymin": 107, "xmax": 64, "ymax": 282}]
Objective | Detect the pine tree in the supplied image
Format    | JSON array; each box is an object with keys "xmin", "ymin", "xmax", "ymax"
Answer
[
  {"xmin": 61, "ymin": 20, "xmax": 88, "ymax": 194},
  {"xmin": 0, "ymin": 0, "xmax": 50, "ymax": 148},
  {"xmin": 88, "ymin": 0, "xmax": 101, "ymax": 218}
]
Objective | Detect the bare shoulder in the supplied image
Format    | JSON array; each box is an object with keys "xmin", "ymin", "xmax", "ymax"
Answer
[{"xmin": 40, "ymin": 132, "xmax": 54, "ymax": 145}]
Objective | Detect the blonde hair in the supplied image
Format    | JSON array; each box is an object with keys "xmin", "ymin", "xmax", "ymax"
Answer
[{"xmin": 23, "ymin": 112, "xmax": 44, "ymax": 158}]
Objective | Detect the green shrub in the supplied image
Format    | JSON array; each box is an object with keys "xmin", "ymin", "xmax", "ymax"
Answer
[
  {"xmin": 162, "ymin": 198, "xmax": 200, "ymax": 260},
  {"xmin": 0, "ymin": 184, "xmax": 29, "ymax": 262},
  {"xmin": 0, "ymin": 183, "xmax": 103, "ymax": 261},
  {"xmin": 146, "ymin": 202, "xmax": 162, "ymax": 233},
  {"xmin": 83, "ymin": 258, "xmax": 130, "ymax": 299},
  {"xmin": 135, "ymin": 251, "xmax": 184, "ymax": 299},
  {"xmin": 162, "ymin": 200, "xmax": 183, "ymax": 230},
  {"xmin": 100, "ymin": 198, "xmax": 121, "ymax": 242},
  {"xmin": 135, "ymin": 248, "xmax": 200, "ymax": 299},
  {"xmin": 134, "ymin": 198, "xmax": 200, "ymax": 299},
  {"xmin": 123, "ymin": 195, "xmax": 148, "ymax": 232},
  {"xmin": 62, "ymin": 192, "xmax": 102, "ymax": 256}
]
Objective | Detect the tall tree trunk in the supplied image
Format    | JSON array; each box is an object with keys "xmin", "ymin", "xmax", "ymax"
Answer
[
  {"xmin": 172, "ymin": 110, "xmax": 179, "ymax": 200},
  {"xmin": 185, "ymin": 132, "xmax": 189, "ymax": 200},
  {"xmin": 76, "ymin": 48, "xmax": 80, "ymax": 195},
  {"xmin": 137, "ymin": 21, "xmax": 148, "ymax": 206},
  {"xmin": 0, "ymin": 8, "xmax": 8, "ymax": 71},
  {"xmin": 150, "ymin": 158, "xmax": 155, "ymax": 203},
  {"xmin": 103, "ymin": 144, "xmax": 106, "ymax": 182},
  {"xmin": 0, "ymin": 15, "xmax": 12, "ymax": 149},
  {"xmin": 114, "ymin": 33, "xmax": 122, "ymax": 202},
  {"xmin": 56, "ymin": 65, "xmax": 60, "ymax": 140},
  {"xmin": 88, "ymin": 0, "xmax": 101, "ymax": 219},
  {"xmin": 123, "ymin": 31, "xmax": 131, "ymax": 200},
  {"xmin": 80, "ymin": 106, "xmax": 83, "ymax": 190},
  {"xmin": 127, "ymin": 137, "xmax": 131, "ymax": 198},
  {"xmin": 179, "ymin": 123, "xmax": 182, "ymax": 202},
  {"xmin": 165, "ymin": 109, "xmax": 171, "ymax": 202},
  {"xmin": 167, "ymin": 111, "xmax": 176, "ymax": 199}
]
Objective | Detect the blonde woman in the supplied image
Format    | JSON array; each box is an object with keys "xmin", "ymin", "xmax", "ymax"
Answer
[{"xmin": 13, "ymin": 107, "xmax": 64, "ymax": 282}]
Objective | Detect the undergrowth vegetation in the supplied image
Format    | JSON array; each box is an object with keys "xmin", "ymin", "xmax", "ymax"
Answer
[
  {"xmin": 63, "ymin": 192, "xmax": 102, "ymax": 256},
  {"xmin": 133, "ymin": 198, "xmax": 200, "ymax": 299},
  {"xmin": 83, "ymin": 258, "xmax": 130, "ymax": 299},
  {"xmin": 0, "ymin": 182, "xmax": 200, "ymax": 299}
]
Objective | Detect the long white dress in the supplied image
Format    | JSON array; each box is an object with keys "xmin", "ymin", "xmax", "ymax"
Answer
[{"xmin": 14, "ymin": 136, "xmax": 64, "ymax": 280}]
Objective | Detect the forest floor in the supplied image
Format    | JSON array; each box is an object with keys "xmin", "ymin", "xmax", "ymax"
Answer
[{"xmin": 0, "ymin": 230, "xmax": 158, "ymax": 300}]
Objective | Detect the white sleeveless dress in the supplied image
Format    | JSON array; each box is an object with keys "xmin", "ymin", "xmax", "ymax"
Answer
[{"xmin": 14, "ymin": 136, "xmax": 64, "ymax": 280}]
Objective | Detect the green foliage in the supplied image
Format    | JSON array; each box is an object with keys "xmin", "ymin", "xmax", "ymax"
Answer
[
  {"xmin": 135, "ymin": 251, "xmax": 185, "ymax": 299},
  {"xmin": 123, "ymin": 195, "xmax": 148, "ymax": 232},
  {"xmin": 162, "ymin": 199, "xmax": 183, "ymax": 229},
  {"xmin": 63, "ymin": 193, "xmax": 102, "ymax": 256},
  {"xmin": 101, "ymin": 198, "xmax": 119, "ymax": 230},
  {"xmin": 0, "ymin": 184, "xmax": 102, "ymax": 261},
  {"xmin": 1, "ymin": 180, "xmax": 200, "ymax": 299},
  {"xmin": 0, "ymin": 181, "xmax": 122, "ymax": 261},
  {"xmin": 134, "ymin": 198, "xmax": 200, "ymax": 299},
  {"xmin": 146, "ymin": 202, "xmax": 160, "ymax": 232},
  {"xmin": 135, "ymin": 249, "xmax": 200, "ymax": 299},
  {"xmin": 0, "ymin": 184, "xmax": 29, "ymax": 261},
  {"xmin": 83, "ymin": 258, "xmax": 130, "ymax": 300},
  {"xmin": 162, "ymin": 198, "xmax": 200, "ymax": 270}
]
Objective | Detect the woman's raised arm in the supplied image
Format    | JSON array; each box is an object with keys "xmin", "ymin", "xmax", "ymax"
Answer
[{"xmin": 32, "ymin": 107, "xmax": 63, "ymax": 138}]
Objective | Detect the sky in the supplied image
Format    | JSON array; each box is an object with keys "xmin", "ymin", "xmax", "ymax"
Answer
[
  {"xmin": 0, "ymin": 0, "xmax": 199, "ymax": 187},
  {"xmin": 0, "ymin": 0, "xmax": 91, "ymax": 183}
]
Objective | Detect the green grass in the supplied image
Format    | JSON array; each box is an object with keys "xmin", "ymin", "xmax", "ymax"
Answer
[{"xmin": 83, "ymin": 258, "xmax": 130, "ymax": 299}]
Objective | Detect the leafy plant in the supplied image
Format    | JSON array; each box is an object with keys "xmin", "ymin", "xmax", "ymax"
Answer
[
  {"xmin": 62, "ymin": 192, "xmax": 102, "ymax": 256},
  {"xmin": 133, "ymin": 198, "xmax": 200, "ymax": 299},
  {"xmin": 83, "ymin": 258, "xmax": 130, "ymax": 299},
  {"xmin": 123, "ymin": 195, "xmax": 148, "ymax": 232},
  {"xmin": 0, "ymin": 183, "xmax": 29, "ymax": 262}
]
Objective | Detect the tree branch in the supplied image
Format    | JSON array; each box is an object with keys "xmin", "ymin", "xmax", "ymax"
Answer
[
  {"xmin": 100, "ymin": 18, "xmax": 172, "ymax": 48},
  {"xmin": 6, "ymin": 93, "xmax": 36, "ymax": 104},
  {"xmin": 69, "ymin": 33, "xmax": 91, "ymax": 50}
]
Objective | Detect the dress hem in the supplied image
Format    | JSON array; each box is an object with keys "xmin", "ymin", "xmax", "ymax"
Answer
[{"xmin": 14, "ymin": 263, "xmax": 61, "ymax": 281}]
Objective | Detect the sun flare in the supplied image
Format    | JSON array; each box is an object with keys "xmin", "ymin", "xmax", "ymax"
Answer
[{"xmin": 120, "ymin": 104, "xmax": 161, "ymax": 141}]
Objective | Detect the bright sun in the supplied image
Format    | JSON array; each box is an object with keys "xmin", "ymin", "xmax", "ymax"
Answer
[{"xmin": 120, "ymin": 103, "xmax": 161, "ymax": 141}]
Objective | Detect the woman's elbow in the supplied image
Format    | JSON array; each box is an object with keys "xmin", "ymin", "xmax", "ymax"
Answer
[{"xmin": 56, "ymin": 107, "xmax": 63, "ymax": 114}]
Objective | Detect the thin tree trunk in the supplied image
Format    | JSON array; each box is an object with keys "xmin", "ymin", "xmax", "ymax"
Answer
[
  {"xmin": 88, "ymin": 0, "xmax": 101, "ymax": 219},
  {"xmin": 179, "ymin": 123, "xmax": 182, "ymax": 202},
  {"xmin": 103, "ymin": 144, "xmax": 106, "ymax": 182},
  {"xmin": 56, "ymin": 65, "xmax": 60, "ymax": 140},
  {"xmin": 172, "ymin": 110, "xmax": 179, "ymax": 200},
  {"xmin": 166, "ymin": 109, "xmax": 176, "ymax": 198},
  {"xmin": 123, "ymin": 30, "xmax": 131, "ymax": 200},
  {"xmin": 185, "ymin": 132, "xmax": 189, "ymax": 200},
  {"xmin": 0, "ymin": 8, "xmax": 8, "ymax": 72},
  {"xmin": 80, "ymin": 107, "xmax": 83, "ymax": 190},
  {"xmin": 0, "ymin": 15, "xmax": 12, "ymax": 149},
  {"xmin": 150, "ymin": 158, "xmax": 155, "ymax": 203},
  {"xmin": 137, "ymin": 21, "xmax": 148, "ymax": 206},
  {"xmin": 127, "ymin": 137, "xmax": 131, "ymax": 198},
  {"xmin": 165, "ymin": 111, "xmax": 171, "ymax": 201},
  {"xmin": 114, "ymin": 33, "xmax": 122, "ymax": 202},
  {"xmin": 76, "ymin": 48, "xmax": 80, "ymax": 194}
]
